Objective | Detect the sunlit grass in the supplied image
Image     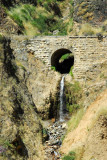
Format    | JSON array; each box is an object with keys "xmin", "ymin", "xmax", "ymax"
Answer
[
  {"xmin": 78, "ymin": 23, "xmax": 105, "ymax": 36},
  {"xmin": 67, "ymin": 108, "xmax": 84, "ymax": 133},
  {"xmin": 7, "ymin": 3, "xmax": 68, "ymax": 36}
]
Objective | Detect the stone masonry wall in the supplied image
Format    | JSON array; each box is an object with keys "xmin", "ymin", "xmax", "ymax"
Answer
[{"xmin": 26, "ymin": 36, "xmax": 107, "ymax": 82}]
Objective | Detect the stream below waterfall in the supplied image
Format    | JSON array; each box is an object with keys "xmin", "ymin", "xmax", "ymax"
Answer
[{"xmin": 44, "ymin": 76, "xmax": 69, "ymax": 160}]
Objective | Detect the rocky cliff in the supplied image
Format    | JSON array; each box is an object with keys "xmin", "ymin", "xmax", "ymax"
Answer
[
  {"xmin": 0, "ymin": 37, "xmax": 61, "ymax": 159},
  {"xmin": 74, "ymin": 0, "xmax": 106, "ymax": 24},
  {"xmin": 0, "ymin": 37, "xmax": 45, "ymax": 159}
]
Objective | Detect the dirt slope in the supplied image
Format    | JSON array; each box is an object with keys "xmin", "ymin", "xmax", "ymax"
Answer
[{"xmin": 61, "ymin": 89, "xmax": 107, "ymax": 160}]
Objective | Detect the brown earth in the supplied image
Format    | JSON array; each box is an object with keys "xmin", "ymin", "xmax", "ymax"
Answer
[{"xmin": 61, "ymin": 89, "xmax": 107, "ymax": 160}]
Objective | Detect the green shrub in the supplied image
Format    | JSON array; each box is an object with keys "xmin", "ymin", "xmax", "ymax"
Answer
[
  {"xmin": 69, "ymin": 66, "xmax": 74, "ymax": 77},
  {"xmin": 51, "ymin": 66, "xmax": 56, "ymax": 71},
  {"xmin": 31, "ymin": 14, "xmax": 48, "ymax": 33},
  {"xmin": 67, "ymin": 104, "xmax": 80, "ymax": 114},
  {"xmin": 42, "ymin": 128, "xmax": 49, "ymax": 143},
  {"xmin": 8, "ymin": 4, "xmax": 36, "ymax": 29},
  {"xmin": 4, "ymin": 141, "xmax": 13, "ymax": 148},
  {"xmin": 0, "ymin": 34, "xmax": 2, "ymax": 39},
  {"xmin": 70, "ymin": 0, "xmax": 74, "ymax": 5},
  {"xmin": 67, "ymin": 18, "xmax": 73, "ymax": 33},
  {"xmin": 65, "ymin": 81, "xmax": 83, "ymax": 118},
  {"xmin": 59, "ymin": 54, "xmax": 73, "ymax": 63},
  {"xmin": 62, "ymin": 151, "xmax": 76, "ymax": 160},
  {"xmin": 0, "ymin": 34, "xmax": 4, "ymax": 42},
  {"xmin": 8, "ymin": 3, "xmax": 68, "ymax": 36},
  {"xmin": 60, "ymin": 54, "xmax": 70, "ymax": 60},
  {"xmin": 48, "ymin": 19, "xmax": 68, "ymax": 35},
  {"xmin": 61, "ymin": 135, "xmax": 65, "ymax": 142},
  {"xmin": 66, "ymin": 81, "xmax": 82, "ymax": 105}
]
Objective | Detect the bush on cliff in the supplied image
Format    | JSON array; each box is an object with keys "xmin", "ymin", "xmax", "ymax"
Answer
[{"xmin": 62, "ymin": 151, "xmax": 76, "ymax": 160}]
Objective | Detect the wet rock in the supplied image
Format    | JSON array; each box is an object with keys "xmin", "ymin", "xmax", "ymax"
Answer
[
  {"xmin": 44, "ymin": 120, "xmax": 67, "ymax": 160},
  {"xmin": 62, "ymin": 123, "xmax": 67, "ymax": 129}
]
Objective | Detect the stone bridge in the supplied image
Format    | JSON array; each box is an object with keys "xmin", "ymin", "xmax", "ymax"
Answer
[{"xmin": 26, "ymin": 36, "xmax": 107, "ymax": 80}]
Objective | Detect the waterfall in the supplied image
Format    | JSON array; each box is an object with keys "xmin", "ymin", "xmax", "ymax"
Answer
[{"xmin": 59, "ymin": 75, "xmax": 65, "ymax": 122}]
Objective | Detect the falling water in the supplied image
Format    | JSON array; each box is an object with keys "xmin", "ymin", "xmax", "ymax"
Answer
[{"xmin": 59, "ymin": 75, "xmax": 65, "ymax": 122}]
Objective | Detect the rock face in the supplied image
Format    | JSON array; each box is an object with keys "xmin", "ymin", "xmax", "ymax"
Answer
[
  {"xmin": 26, "ymin": 55, "xmax": 61, "ymax": 119},
  {"xmin": 10, "ymin": 35, "xmax": 61, "ymax": 119},
  {"xmin": 0, "ymin": 5, "xmax": 21, "ymax": 35},
  {"xmin": 0, "ymin": 38, "xmax": 45, "ymax": 159},
  {"xmin": 74, "ymin": 0, "xmax": 107, "ymax": 24}
]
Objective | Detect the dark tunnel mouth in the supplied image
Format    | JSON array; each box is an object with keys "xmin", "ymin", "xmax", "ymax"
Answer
[{"xmin": 51, "ymin": 48, "xmax": 74, "ymax": 74}]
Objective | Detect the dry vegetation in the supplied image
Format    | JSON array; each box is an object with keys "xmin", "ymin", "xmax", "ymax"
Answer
[{"xmin": 7, "ymin": 1, "xmax": 73, "ymax": 36}]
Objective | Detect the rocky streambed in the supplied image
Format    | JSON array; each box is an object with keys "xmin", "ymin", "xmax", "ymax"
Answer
[{"xmin": 44, "ymin": 120, "xmax": 68, "ymax": 160}]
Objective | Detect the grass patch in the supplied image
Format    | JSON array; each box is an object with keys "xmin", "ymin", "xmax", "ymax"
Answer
[
  {"xmin": 67, "ymin": 108, "xmax": 84, "ymax": 132},
  {"xmin": 67, "ymin": 18, "xmax": 73, "ymax": 33},
  {"xmin": 51, "ymin": 66, "xmax": 56, "ymax": 71},
  {"xmin": 0, "ymin": 34, "xmax": 3, "ymax": 40},
  {"xmin": 62, "ymin": 151, "xmax": 76, "ymax": 160},
  {"xmin": 79, "ymin": 23, "xmax": 103, "ymax": 36},
  {"xmin": 65, "ymin": 81, "xmax": 84, "ymax": 132},
  {"xmin": 60, "ymin": 54, "xmax": 70, "ymax": 61},
  {"xmin": 42, "ymin": 128, "xmax": 49, "ymax": 143},
  {"xmin": 67, "ymin": 104, "xmax": 80, "ymax": 114},
  {"xmin": 79, "ymin": 23, "xmax": 94, "ymax": 36},
  {"xmin": 7, "ymin": 3, "xmax": 68, "ymax": 36},
  {"xmin": 59, "ymin": 54, "xmax": 73, "ymax": 63},
  {"xmin": 69, "ymin": 66, "xmax": 74, "ymax": 77},
  {"xmin": 0, "ymin": 34, "xmax": 4, "ymax": 42},
  {"xmin": 66, "ymin": 81, "xmax": 83, "ymax": 106},
  {"xmin": 3, "ymin": 141, "xmax": 13, "ymax": 148}
]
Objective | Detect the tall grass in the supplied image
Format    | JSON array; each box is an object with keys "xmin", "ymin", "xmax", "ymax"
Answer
[
  {"xmin": 69, "ymin": 66, "xmax": 74, "ymax": 77},
  {"xmin": 62, "ymin": 151, "xmax": 76, "ymax": 160},
  {"xmin": 66, "ymin": 81, "xmax": 83, "ymax": 105},
  {"xmin": 67, "ymin": 108, "xmax": 84, "ymax": 133},
  {"xmin": 8, "ymin": 4, "xmax": 36, "ymax": 29},
  {"xmin": 8, "ymin": 3, "xmax": 68, "ymax": 36},
  {"xmin": 65, "ymin": 81, "xmax": 84, "ymax": 132},
  {"xmin": 78, "ymin": 23, "xmax": 105, "ymax": 36}
]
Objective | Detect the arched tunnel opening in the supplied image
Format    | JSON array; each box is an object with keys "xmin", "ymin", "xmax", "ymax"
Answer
[{"xmin": 51, "ymin": 48, "xmax": 74, "ymax": 74}]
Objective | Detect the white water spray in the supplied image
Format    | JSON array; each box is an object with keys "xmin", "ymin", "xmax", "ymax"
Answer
[{"xmin": 59, "ymin": 76, "xmax": 65, "ymax": 122}]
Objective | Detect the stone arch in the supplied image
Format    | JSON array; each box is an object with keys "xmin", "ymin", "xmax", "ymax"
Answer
[{"xmin": 51, "ymin": 48, "xmax": 74, "ymax": 74}]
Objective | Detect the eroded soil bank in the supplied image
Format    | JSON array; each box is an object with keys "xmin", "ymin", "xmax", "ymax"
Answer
[{"xmin": 61, "ymin": 89, "xmax": 107, "ymax": 160}]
